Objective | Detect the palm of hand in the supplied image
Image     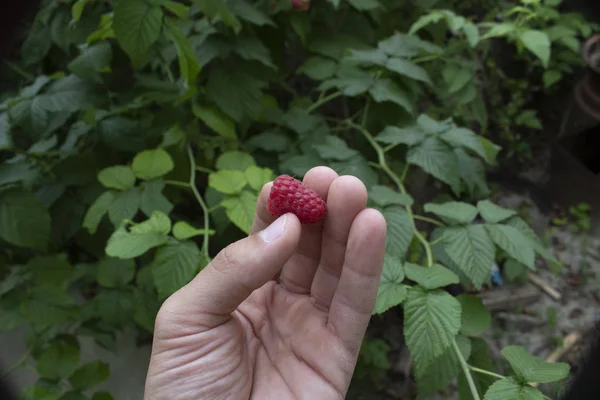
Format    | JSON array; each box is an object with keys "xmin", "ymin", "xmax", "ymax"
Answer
[{"xmin": 145, "ymin": 168, "xmax": 387, "ymax": 400}]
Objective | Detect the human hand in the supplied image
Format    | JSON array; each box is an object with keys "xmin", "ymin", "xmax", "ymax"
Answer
[{"xmin": 144, "ymin": 167, "xmax": 387, "ymax": 400}]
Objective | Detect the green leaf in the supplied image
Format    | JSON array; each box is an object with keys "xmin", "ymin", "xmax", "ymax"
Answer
[
  {"xmin": 0, "ymin": 188, "xmax": 51, "ymax": 251},
  {"xmin": 68, "ymin": 42, "xmax": 112, "ymax": 82},
  {"xmin": 443, "ymin": 225, "xmax": 495, "ymax": 289},
  {"xmin": 320, "ymin": 68, "xmax": 374, "ymax": 96},
  {"xmin": 404, "ymin": 263, "xmax": 459, "ymax": 289},
  {"xmin": 348, "ymin": 0, "xmax": 381, "ymax": 10},
  {"xmin": 505, "ymin": 258, "xmax": 528, "ymax": 282},
  {"xmin": 444, "ymin": 64, "xmax": 473, "ymax": 94},
  {"xmin": 457, "ymin": 294, "xmax": 491, "ymax": 335},
  {"xmin": 375, "ymin": 126, "xmax": 425, "ymax": 146},
  {"xmin": 38, "ymin": 75, "xmax": 105, "ymax": 113},
  {"xmin": 404, "ymin": 287, "xmax": 462, "ymax": 374},
  {"xmin": 140, "ymin": 180, "xmax": 174, "ymax": 217},
  {"xmin": 424, "ymin": 201, "xmax": 479, "ymax": 225},
  {"xmin": 379, "ymin": 32, "xmax": 443, "ymax": 58},
  {"xmin": 374, "ymin": 255, "xmax": 406, "ymax": 314},
  {"xmin": 164, "ymin": 18, "xmax": 201, "ymax": 87},
  {"xmin": 478, "ymin": 136, "xmax": 502, "ymax": 165},
  {"xmin": 193, "ymin": 0, "xmax": 241, "ymax": 32},
  {"xmin": 0, "ymin": 296, "xmax": 25, "ymax": 332},
  {"xmin": 206, "ymin": 68, "xmax": 266, "ymax": 122},
  {"xmin": 105, "ymin": 220, "xmax": 168, "ymax": 259},
  {"xmin": 132, "ymin": 148, "xmax": 175, "ymax": 180},
  {"xmin": 409, "ymin": 11, "xmax": 446, "ymax": 35},
  {"xmin": 314, "ymin": 136, "xmax": 359, "ymax": 160},
  {"xmin": 113, "ymin": 0, "xmax": 163, "ymax": 67},
  {"xmin": 484, "ymin": 377, "xmax": 544, "ymax": 400},
  {"xmin": 458, "ymin": 338, "xmax": 496, "ymax": 399},
  {"xmin": 193, "ymin": 103, "xmax": 237, "ymax": 140},
  {"xmin": 245, "ymin": 165, "xmax": 274, "ymax": 191},
  {"xmin": 501, "ymin": 345, "xmax": 570, "ymax": 384},
  {"xmin": 382, "ymin": 206, "xmax": 414, "ymax": 260},
  {"xmin": 385, "ymin": 58, "xmax": 431, "ymax": 84},
  {"xmin": 209, "ymin": 170, "xmax": 247, "ymax": 194},
  {"xmin": 50, "ymin": 11, "xmax": 71, "ymax": 52},
  {"xmin": 22, "ymin": 386, "xmax": 59, "ymax": 400},
  {"xmin": 477, "ymin": 200, "xmax": 516, "ymax": 223},
  {"xmin": 221, "ymin": 191, "xmax": 257, "ymax": 234},
  {"xmin": 172, "ymin": 221, "xmax": 214, "ymax": 240},
  {"xmin": 216, "ymin": 151, "xmax": 255, "ymax": 171},
  {"xmin": 369, "ymin": 78, "xmax": 413, "ymax": 113},
  {"xmin": 96, "ymin": 258, "xmax": 135, "ymax": 288},
  {"xmin": 108, "ymin": 188, "xmax": 141, "ymax": 226},
  {"xmin": 228, "ymin": 0, "xmax": 274, "ymax": 26},
  {"xmin": 27, "ymin": 255, "xmax": 72, "ymax": 285},
  {"xmin": 94, "ymin": 288, "xmax": 135, "ymax": 328},
  {"xmin": 92, "ymin": 392, "xmax": 114, "ymax": 400},
  {"xmin": 482, "ymin": 23, "xmax": 516, "ymax": 39},
  {"xmin": 98, "ymin": 166, "xmax": 136, "ymax": 190},
  {"xmin": 516, "ymin": 110, "xmax": 542, "ymax": 130},
  {"xmin": 520, "ymin": 30, "xmax": 551, "ymax": 68},
  {"xmin": 543, "ymin": 70, "xmax": 562, "ymax": 88},
  {"xmin": 69, "ymin": 361, "xmax": 110, "ymax": 391},
  {"xmin": 408, "ymin": 137, "xmax": 460, "ymax": 190},
  {"xmin": 298, "ymin": 56, "xmax": 337, "ymax": 80},
  {"xmin": 36, "ymin": 336, "xmax": 80, "ymax": 380},
  {"xmin": 463, "ymin": 22, "xmax": 480, "ymax": 47},
  {"xmin": 130, "ymin": 210, "xmax": 171, "ymax": 235},
  {"xmin": 22, "ymin": 23, "xmax": 52, "ymax": 66},
  {"xmin": 133, "ymin": 287, "xmax": 159, "ymax": 332},
  {"xmin": 22, "ymin": 285, "xmax": 76, "ymax": 326},
  {"xmin": 416, "ymin": 336, "xmax": 471, "ymax": 396},
  {"xmin": 456, "ymin": 149, "xmax": 490, "ymax": 197},
  {"xmin": 234, "ymin": 36, "xmax": 275, "ymax": 69},
  {"xmin": 439, "ymin": 127, "xmax": 488, "ymax": 161},
  {"xmin": 370, "ymin": 185, "xmax": 414, "ymax": 207},
  {"xmin": 247, "ymin": 131, "xmax": 290, "ymax": 152},
  {"xmin": 486, "ymin": 224, "xmax": 535, "ymax": 270},
  {"xmin": 330, "ymin": 155, "xmax": 378, "ymax": 189},
  {"xmin": 152, "ymin": 240, "xmax": 204, "ymax": 299},
  {"xmin": 162, "ymin": 1, "xmax": 190, "ymax": 18}
]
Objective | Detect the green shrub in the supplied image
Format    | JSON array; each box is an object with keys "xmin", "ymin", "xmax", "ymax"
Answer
[{"xmin": 0, "ymin": 0, "xmax": 587, "ymax": 398}]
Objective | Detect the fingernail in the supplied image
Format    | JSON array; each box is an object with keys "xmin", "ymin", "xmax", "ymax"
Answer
[{"xmin": 260, "ymin": 214, "xmax": 287, "ymax": 243}]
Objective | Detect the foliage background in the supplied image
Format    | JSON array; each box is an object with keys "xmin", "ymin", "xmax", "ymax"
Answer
[{"xmin": 0, "ymin": 0, "xmax": 596, "ymax": 399}]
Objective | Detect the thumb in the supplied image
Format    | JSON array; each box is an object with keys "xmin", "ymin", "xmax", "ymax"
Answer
[{"xmin": 158, "ymin": 213, "xmax": 301, "ymax": 329}]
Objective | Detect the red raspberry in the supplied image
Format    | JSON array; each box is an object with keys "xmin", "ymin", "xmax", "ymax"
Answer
[
  {"xmin": 291, "ymin": 0, "xmax": 309, "ymax": 10},
  {"xmin": 268, "ymin": 175, "xmax": 327, "ymax": 224}
]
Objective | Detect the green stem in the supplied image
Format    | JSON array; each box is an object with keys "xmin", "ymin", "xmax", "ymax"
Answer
[
  {"xmin": 429, "ymin": 236, "xmax": 444, "ymax": 247},
  {"xmin": 195, "ymin": 165, "xmax": 215, "ymax": 174},
  {"xmin": 400, "ymin": 164, "xmax": 410, "ymax": 183},
  {"xmin": 383, "ymin": 143, "xmax": 400, "ymax": 153},
  {"xmin": 187, "ymin": 145, "xmax": 210, "ymax": 259},
  {"xmin": 0, "ymin": 348, "xmax": 32, "ymax": 379},
  {"xmin": 361, "ymin": 96, "xmax": 371, "ymax": 127},
  {"xmin": 306, "ymin": 91, "xmax": 342, "ymax": 113},
  {"xmin": 468, "ymin": 366, "xmax": 504, "ymax": 380},
  {"xmin": 4, "ymin": 61, "xmax": 33, "ymax": 81},
  {"xmin": 413, "ymin": 215, "xmax": 444, "ymax": 227},
  {"xmin": 164, "ymin": 180, "xmax": 191, "ymax": 188},
  {"xmin": 348, "ymin": 120, "xmax": 433, "ymax": 266},
  {"xmin": 453, "ymin": 339, "xmax": 481, "ymax": 400}
]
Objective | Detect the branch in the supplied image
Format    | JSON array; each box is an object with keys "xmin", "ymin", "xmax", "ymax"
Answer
[
  {"xmin": 187, "ymin": 145, "xmax": 210, "ymax": 259},
  {"xmin": 453, "ymin": 339, "xmax": 481, "ymax": 400},
  {"xmin": 347, "ymin": 120, "xmax": 433, "ymax": 266},
  {"xmin": 306, "ymin": 91, "xmax": 342, "ymax": 113}
]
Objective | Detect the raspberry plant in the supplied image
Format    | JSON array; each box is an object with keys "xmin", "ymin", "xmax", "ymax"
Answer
[{"xmin": 0, "ymin": 0, "xmax": 589, "ymax": 399}]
